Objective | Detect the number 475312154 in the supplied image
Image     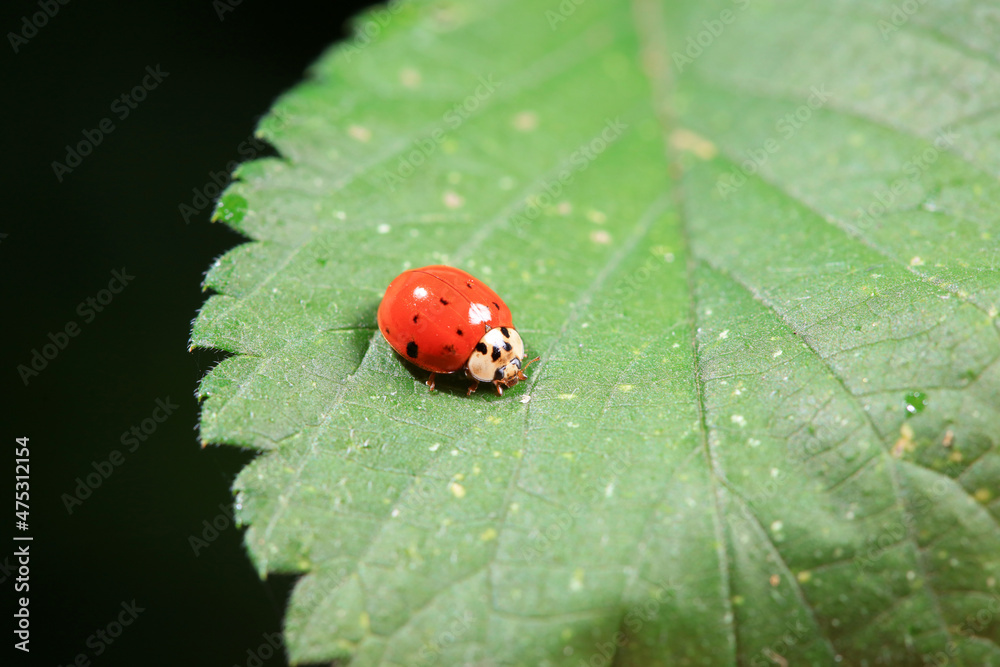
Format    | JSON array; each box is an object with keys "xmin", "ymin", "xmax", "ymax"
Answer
[{"xmin": 15, "ymin": 437, "xmax": 29, "ymax": 530}]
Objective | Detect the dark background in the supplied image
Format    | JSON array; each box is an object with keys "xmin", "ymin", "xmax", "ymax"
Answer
[{"xmin": 3, "ymin": 1, "xmax": 379, "ymax": 664}]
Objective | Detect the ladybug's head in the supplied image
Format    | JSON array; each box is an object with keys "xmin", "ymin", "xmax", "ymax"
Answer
[{"xmin": 466, "ymin": 325, "xmax": 538, "ymax": 395}]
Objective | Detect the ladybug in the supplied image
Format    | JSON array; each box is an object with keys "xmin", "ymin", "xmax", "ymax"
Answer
[{"xmin": 377, "ymin": 265, "xmax": 539, "ymax": 395}]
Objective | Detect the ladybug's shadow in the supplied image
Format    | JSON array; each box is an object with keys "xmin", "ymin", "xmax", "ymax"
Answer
[{"xmin": 399, "ymin": 360, "xmax": 496, "ymax": 399}]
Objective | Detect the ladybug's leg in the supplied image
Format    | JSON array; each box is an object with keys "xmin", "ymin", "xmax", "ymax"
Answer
[
  {"xmin": 463, "ymin": 367, "xmax": 479, "ymax": 396},
  {"xmin": 426, "ymin": 372, "xmax": 436, "ymax": 391},
  {"xmin": 492, "ymin": 380, "xmax": 504, "ymax": 397}
]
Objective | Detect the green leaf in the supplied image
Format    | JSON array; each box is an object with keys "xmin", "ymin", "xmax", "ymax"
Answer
[{"xmin": 192, "ymin": 0, "xmax": 1000, "ymax": 664}]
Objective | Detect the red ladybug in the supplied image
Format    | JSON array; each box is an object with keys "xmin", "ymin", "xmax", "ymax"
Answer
[{"xmin": 377, "ymin": 265, "xmax": 538, "ymax": 395}]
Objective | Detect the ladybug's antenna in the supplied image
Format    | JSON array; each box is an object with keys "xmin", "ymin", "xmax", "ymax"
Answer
[{"xmin": 515, "ymin": 356, "xmax": 540, "ymax": 382}]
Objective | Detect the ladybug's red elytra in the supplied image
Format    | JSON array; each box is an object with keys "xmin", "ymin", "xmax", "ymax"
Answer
[{"xmin": 377, "ymin": 265, "xmax": 538, "ymax": 396}]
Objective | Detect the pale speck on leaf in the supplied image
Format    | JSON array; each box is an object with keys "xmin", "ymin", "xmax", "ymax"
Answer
[
  {"xmin": 669, "ymin": 127, "xmax": 717, "ymax": 160},
  {"xmin": 513, "ymin": 111, "xmax": 539, "ymax": 131},
  {"xmin": 347, "ymin": 125, "xmax": 371, "ymax": 142},
  {"xmin": 443, "ymin": 191, "xmax": 465, "ymax": 209},
  {"xmin": 399, "ymin": 67, "xmax": 421, "ymax": 88},
  {"xmin": 590, "ymin": 230, "xmax": 612, "ymax": 245}
]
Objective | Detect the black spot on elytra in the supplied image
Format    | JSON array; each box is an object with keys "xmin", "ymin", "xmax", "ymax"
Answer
[
  {"xmin": 492, "ymin": 301, "xmax": 500, "ymax": 310},
  {"xmin": 491, "ymin": 346, "xmax": 501, "ymax": 361},
  {"xmin": 466, "ymin": 281, "xmax": 474, "ymax": 289},
  {"xmin": 503, "ymin": 341, "xmax": 512, "ymax": 352},
  {"xmin": 440, "ymin": 298, "xmax": 450, "ymax": 305},
  {"xmin": 412, "ymin": 314, "xmax": 419, "ymax": 323},
  {"xmin": 475, "ymin": 342, "xmax": 488, "ymax": 355},
  {"xmin": 456, "ymin": 328, "xmax": 464, "ymax": 336},
  {"xmin": 500, "ymin": 327, "xmax": 510, "ymax": 338},
  {"xmin": 406, "ymin": 341, "xmax": 418, "ymax": 358},
  {"xmin": 444, "ymin": 344, "xmax": 456, "ymax": 354}
]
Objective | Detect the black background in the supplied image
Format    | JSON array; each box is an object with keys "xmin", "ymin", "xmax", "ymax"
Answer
[{"xmin": 3, "ymin": 1, "xmax": 379, "ymax": 664}]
